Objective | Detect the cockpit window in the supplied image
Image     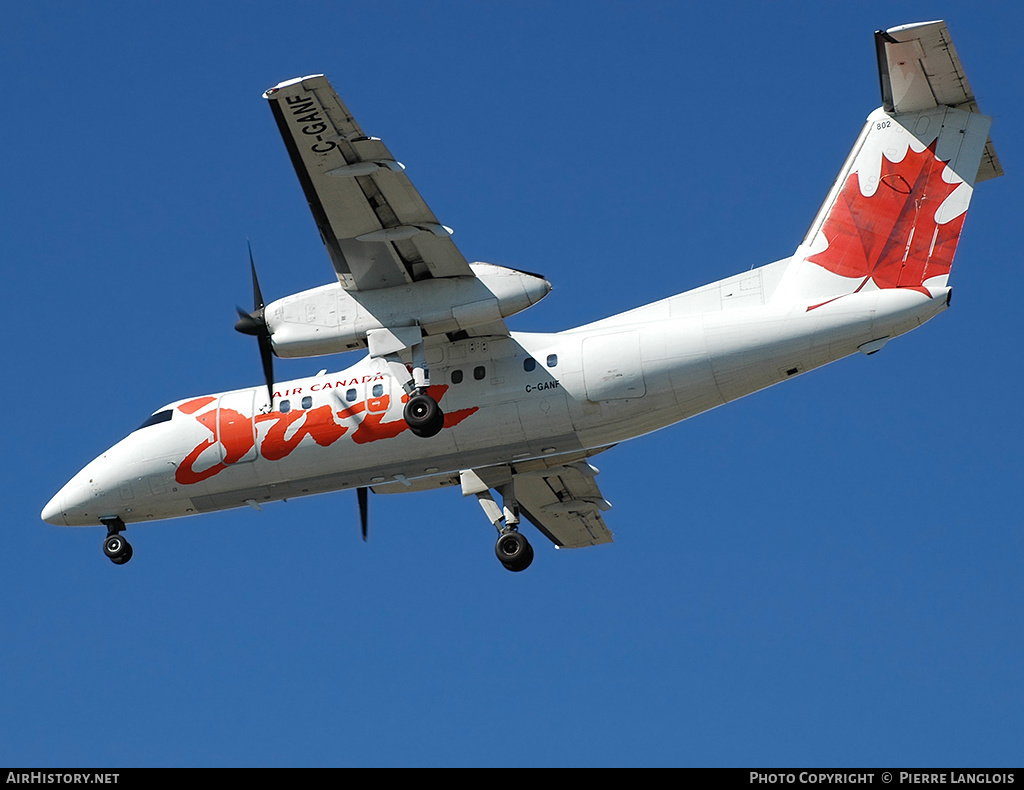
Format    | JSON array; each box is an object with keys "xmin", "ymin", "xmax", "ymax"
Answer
[{"xmin": 136, "ymin": 409, "xmax": 173, "ymax": 431}]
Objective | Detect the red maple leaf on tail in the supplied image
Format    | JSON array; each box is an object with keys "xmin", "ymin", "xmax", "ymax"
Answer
[{"xmin": 807, "ymin": 141, "xmax": 966, "ymax": 295}]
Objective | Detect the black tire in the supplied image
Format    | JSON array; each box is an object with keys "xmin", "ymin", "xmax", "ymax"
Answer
[
  {"xmin": 110, "ymin": 542, "xmax": 133, "ymax": 565},
  {"xmin": 104, "ymin": 534, "xmax": 125, "ymax": 558},
  {"xmin": 104, "ymin": 534, "xmax": 132, "ymax": 564},
  {"xmin": 404, "ymin": 394, "xmax": 444, "ymax": 438},
  {"xmin": 495, "ymin": 530, "xmax": 534, "ymax": 572}
]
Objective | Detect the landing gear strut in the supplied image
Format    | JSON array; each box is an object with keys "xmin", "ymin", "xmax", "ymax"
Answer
[
  {"xmin": 101, "ymin": 517, "xmax": 133, "ymax": 565},
  {"xmin": 468, "ymin": 475, "xmax": 534, "ymax": 572},
  {"xmin": 372, "ymin": 337, "xmax": 445, "ymax": 439}
]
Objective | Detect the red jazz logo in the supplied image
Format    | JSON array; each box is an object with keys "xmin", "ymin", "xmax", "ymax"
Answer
[{"xmin": 175, "ymin": 386, "xmax": 477, "ymax": 485}]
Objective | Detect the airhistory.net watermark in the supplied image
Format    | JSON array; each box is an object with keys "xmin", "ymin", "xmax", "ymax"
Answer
[{"xmin": 6, "ymin": 774, "xmax": 118, "ymax": 784}]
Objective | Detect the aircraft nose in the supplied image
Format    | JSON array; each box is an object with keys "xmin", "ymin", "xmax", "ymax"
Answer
[
  {"xmin": 41, "ymin": 465, "xmax": 110, "ymax": 527},
  {"xmin": 41, "ymin": 489, "xmax": 66, "ymax": 526}
]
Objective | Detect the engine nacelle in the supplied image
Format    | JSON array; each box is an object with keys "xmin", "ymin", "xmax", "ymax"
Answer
[{"xmin": 267, "ymin": 263, "xmax": 550, "ymax": 358}]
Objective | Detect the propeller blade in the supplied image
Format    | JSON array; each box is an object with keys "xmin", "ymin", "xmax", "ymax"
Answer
[
  {"xmin": 357, "ymin": 487, "xmax": 368, "ymax": 541},
  {"xmin": 249, "ymin": 241, "xmax": 264, "ymax": 310},
  {"xmin": 258, "ymin": 334, "xmax": 274, "ymax": 406},
  {"xmin": 236, "ymin": 244, "xmax": 275, "ymax": 405}
]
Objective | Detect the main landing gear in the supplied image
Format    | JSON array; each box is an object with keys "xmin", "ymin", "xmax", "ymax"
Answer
[
  {"xmin": 495, "ymin": 528, "xmax": 534, "ymax": 573},
  {"xmin": 367, "ymin": 328, "xmax": 447, "ymax": 439},
  {"xmin": 470, "ymin": 478, "xmax": 534, "ymax": 572},
  {"xmin": 404, "ymin": 391, "xmax": 444, "ymax": 438},
  {"xmin": 101, "ymin": 516, "xmax": 133, "ymax": 565},
  {"xmin": 378, "ymin": 342, "xmax": 444, "ymax": 438}
]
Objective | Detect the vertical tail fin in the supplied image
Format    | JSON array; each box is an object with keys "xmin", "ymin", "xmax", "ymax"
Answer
[{"xmin": 775, "ymin": 21, "xmax": 1001, "ymax": 305}]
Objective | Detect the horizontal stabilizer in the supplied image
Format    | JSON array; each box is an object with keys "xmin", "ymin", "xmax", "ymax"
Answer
[
  {"xmin": 876, "ymin": 21, "xmax": 1002, "ymax": 181},
  {"xmin": 771, "ymin": 20, "xmax": 1000, "ymax": 306}
]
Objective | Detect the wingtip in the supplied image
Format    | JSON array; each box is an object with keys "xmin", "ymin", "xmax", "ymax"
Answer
[
  {"xmin": 884, "ymin": 20, "xmax": 945, "ymax": 36},
  {"xmin": 262, "ymin": 74, "xmax": 326, "ymax": 99}
]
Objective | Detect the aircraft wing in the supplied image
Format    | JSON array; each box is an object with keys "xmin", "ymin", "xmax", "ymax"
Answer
[
  {"xmin": 264, "ymin": 75, "xmax": 477, "ymax": 290},
  {"xmin": 454, "ymin": 458, "xmax": 614, "ymax": 549},
  {"xmin": 513, "ymin": 462, "xmax": 614, "ymax": 549}
]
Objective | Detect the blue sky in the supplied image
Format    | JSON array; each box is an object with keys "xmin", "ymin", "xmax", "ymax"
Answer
[{"xmin": 4, "ymin": 1, "xmax": 1021, "ymax": 768}]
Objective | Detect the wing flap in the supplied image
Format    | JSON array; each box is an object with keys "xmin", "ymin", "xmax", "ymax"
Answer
[
  {"xmin": 514, "ymin": 462, "xmax": 614, "ymax": 548},
  {"xmin": 264, "ymin": 75, "xmax": 476, "ymax": 289}
]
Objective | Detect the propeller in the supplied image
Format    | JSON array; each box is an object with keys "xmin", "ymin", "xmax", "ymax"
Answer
[
  {"xmin": 235, "ymin": 243, "xmax": 275, "ymax": 404},
  {"xmin": 357, "ymin": 487, "xmax": 369, "ymax": 541}
]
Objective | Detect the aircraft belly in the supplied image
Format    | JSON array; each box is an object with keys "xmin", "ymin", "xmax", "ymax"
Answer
[
  {"xmin": 570, "ymin": 289, "xmax": 948, "ymax": 448},
  {"xmin": 701, "ymin": 288, "xmax": 949, "ymax": 405},
  {"xmin": 517, "ymin": 399, "xmax": 581, "ymax": 456}
]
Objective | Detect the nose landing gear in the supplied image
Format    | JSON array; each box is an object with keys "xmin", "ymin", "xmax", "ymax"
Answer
[{"xmin": 100, "ymin": 517, "xmax": 133, "ymax": 565}]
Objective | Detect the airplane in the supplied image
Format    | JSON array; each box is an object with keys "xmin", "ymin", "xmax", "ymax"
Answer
[{"xmin": 41, "ymin": 21, "xmax": 1002, "ymax": 572}]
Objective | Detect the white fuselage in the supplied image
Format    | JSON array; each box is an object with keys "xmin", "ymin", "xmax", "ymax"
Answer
[
  {"xmin": 42, "ymin": 277, "xmax": 949, "ymax": 528},
  {"xmin": 42, "ymin": 22, "xmax": 998, "ymax": 552}
]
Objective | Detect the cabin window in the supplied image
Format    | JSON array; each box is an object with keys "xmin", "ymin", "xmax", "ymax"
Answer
[
  {"xmin": 372, "ymin": 383, "xmax": 384, "ymax": 397},
  {"xmin": 474, "ymin": 365, "xmax": 486, "ymax": 380},
  {"xmin": 451, "ymin": 369, "xmax": 463, "ymax": 384},
  {"xmin": 346, "ymin": 388, "xmax": 357, "ymax": 402},
  {"xmin": 546, "ymin": 354, "xmax": 558, "ymax": 368},
  {"xmin": 523, "ymin": 358, "xmax": 536, "ymax": 372},
  {"xmin": 301, "ymin": 396, "xmax": 312, "ymax": 409},
  {"xmin": 280, "ymin": 399, "xmax": 291, "ymax": 413}
]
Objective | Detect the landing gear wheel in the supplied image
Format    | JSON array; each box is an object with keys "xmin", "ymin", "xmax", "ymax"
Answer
[
  {"xmin": 495, "ymin": 529, "xmax": 534, "ymax": 572},
  {"xmin": 103, "ymin": 533, "xmax": 133, "ymax": 565},
  {"xmin": 404, "ymin": 393, "xmax": 444, "ymax": 438}
]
